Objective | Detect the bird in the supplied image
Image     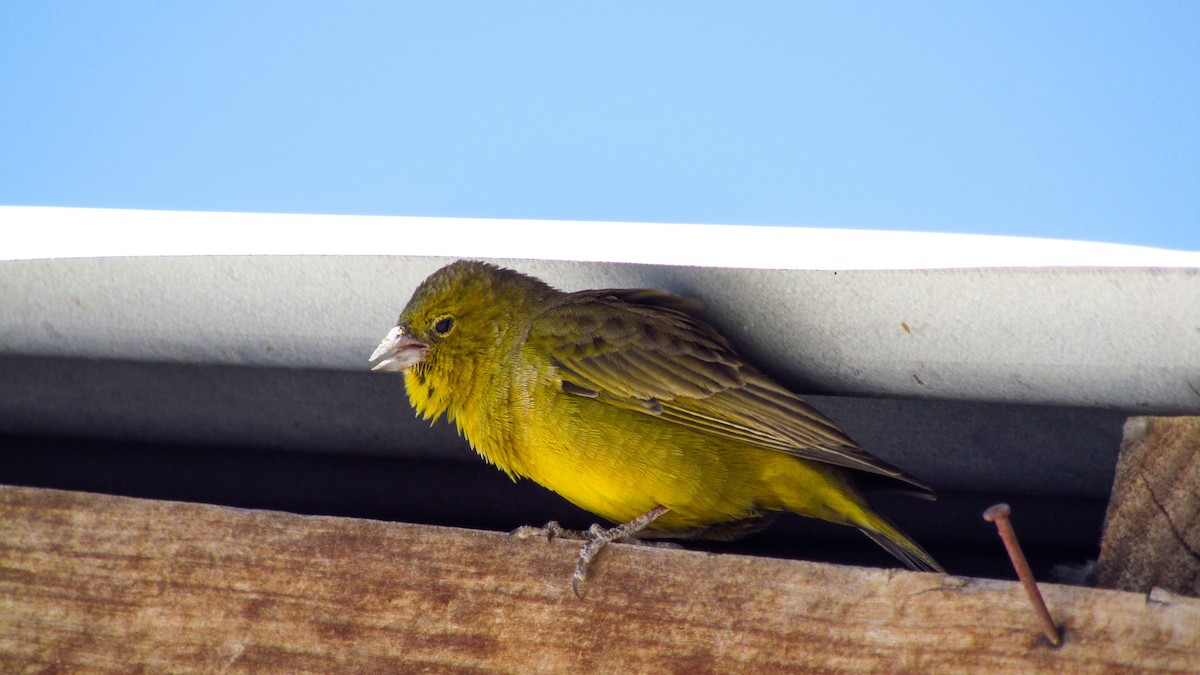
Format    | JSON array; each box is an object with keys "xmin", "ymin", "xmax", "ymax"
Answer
[{"xmin": 370, "ymin": 260, "xmax": 943, "ymax": 592}]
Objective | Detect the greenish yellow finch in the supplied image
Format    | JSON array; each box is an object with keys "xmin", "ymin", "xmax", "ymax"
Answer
[{"xmin": 371, "ymin": 260, "xmax": 942, "ymax": 590}]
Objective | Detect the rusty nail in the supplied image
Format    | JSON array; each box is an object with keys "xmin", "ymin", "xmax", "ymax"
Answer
[{"xmin": 983, "ymin": 503, "xmax": 1063, "ymax": 647}]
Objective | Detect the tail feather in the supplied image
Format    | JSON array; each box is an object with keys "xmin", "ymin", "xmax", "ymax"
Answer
[
  {"xmin": 762, "ymin": 453, "xmax": 943, "ymax": 572},
  {"xmin": 859, "ymin": 523, "xmax": 944, "ymax": 573}
]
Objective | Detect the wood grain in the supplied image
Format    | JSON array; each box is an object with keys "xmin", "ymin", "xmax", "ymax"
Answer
[
  {"xmin": 1099, "ymin": 416, "xmax": 1200, "ymax": 597},
  {"xmin": 2, "ymin": 485, "xmax": 1198, "ymax": 673}
]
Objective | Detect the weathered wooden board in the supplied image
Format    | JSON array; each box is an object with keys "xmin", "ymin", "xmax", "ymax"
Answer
[
  {"xmin": 1099, "ymin": 416, "xmax": 1200, "ymax": 597},
  {"xmin": 2, "ymin": 485, "xmax": 1197, "ymax": 673}
]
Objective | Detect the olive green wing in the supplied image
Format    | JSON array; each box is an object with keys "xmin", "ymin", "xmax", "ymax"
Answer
[{"xmin": 528, "ymin": 288, "xmax": 934, "ymax": 495}]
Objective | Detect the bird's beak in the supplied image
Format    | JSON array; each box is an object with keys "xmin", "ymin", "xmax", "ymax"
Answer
[{"xmin": 369, "ymin": 325, "xmax": 429, "ymax": 372}]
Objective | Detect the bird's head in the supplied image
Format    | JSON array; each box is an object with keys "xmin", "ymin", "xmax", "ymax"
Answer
[{"xmin": 369, "ymin": 260, "xmax": 558, "ymax": 420}]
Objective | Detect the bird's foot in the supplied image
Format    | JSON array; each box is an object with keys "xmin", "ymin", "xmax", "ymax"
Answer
[
  {"xmin": 508, "ymin": 521, "xmax": 588, "ymax": 542},
  {"xmin": 571, "ymin": 505, "xmax": 669, "ymax": 598}
]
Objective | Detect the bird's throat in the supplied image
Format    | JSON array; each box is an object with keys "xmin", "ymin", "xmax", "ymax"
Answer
[{"xmin": 404, "ymin": 364, "xmax": 454, "ymax": 423}]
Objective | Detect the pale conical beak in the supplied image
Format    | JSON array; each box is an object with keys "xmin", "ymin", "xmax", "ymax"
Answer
[{"xmin": 369, "ymin": 325, "xmax": 429, "ymax": 372}]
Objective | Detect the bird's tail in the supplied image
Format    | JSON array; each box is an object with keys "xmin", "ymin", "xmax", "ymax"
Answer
[
  {"xmin": 856, "ymin": 512, "xmax": 944, "ymax": 573},
  {"xmin": 763, "ymin": 455, "xmax": 944, "ymax": 573}
]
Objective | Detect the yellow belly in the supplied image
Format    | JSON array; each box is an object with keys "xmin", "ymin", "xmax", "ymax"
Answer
[{"xmin": 490, "ymin": 390, "xmax": 859, "ymax": 532}]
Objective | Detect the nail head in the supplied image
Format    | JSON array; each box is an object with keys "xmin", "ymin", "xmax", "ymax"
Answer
[{"xmin": 983, "ymin": 503, "xmax": 1012, "ymax": 522}]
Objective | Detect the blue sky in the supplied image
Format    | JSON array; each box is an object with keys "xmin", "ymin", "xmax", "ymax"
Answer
[{"xmin": 2, "ymin": 2, "xmax": 1197, "ymax": 251}]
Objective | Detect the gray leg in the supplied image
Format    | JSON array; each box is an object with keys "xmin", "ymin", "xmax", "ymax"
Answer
[{"xmin": 572, "ymin": 505, "xmax": 669, "ymax": 597}]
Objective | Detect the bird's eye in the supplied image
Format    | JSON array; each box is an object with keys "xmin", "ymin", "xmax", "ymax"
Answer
[{"xmin": 432, "ymin": 316, "xmax": 455, "ymax": 336}]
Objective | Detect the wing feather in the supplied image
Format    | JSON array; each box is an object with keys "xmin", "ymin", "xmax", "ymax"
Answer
[{"xmin": 529, "ymin": 288, "xmax": 933, "ymax": 495}]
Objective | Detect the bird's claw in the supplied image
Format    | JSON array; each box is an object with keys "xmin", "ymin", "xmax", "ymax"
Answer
[
  {"xmin": 508, "ymin": 520, "xmax": 579, "ymax": 542},
  {"xmin": 509, "ymin": 507, "xmax": 670, "ymax": 598},
  {"xmin": 569, "ymin": 505, "xmax": 671, "ymax": 598},
  {"xmin": 571, "ymin": 527, "xmax": 612, "ymax": 598}
]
